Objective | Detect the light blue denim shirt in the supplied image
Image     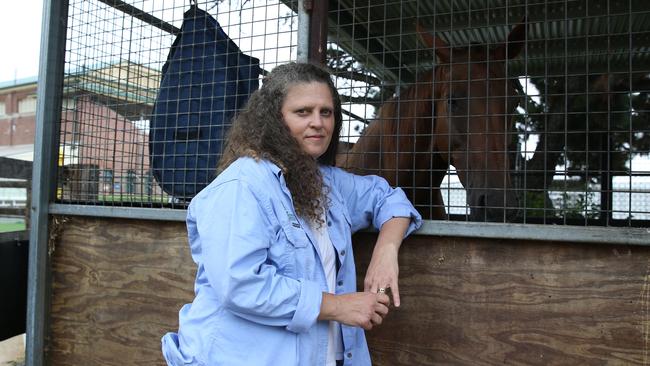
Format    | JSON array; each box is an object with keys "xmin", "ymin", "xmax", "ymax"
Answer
[{"xmin": 162, "ymin": 157, "xmax": 421, "ymax": 366}]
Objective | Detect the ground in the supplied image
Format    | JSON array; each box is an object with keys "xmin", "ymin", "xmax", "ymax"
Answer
[{"xmin": 0, "ymin": 219, "xmax": 25, "ymax": 233}]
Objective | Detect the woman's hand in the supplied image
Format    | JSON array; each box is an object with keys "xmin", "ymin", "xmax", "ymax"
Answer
[
  {"xmin": 318, "ymin": 292, "xmax": 390, "ymax": 330},
  {"xmin": 364, "ymin": 242, "xmax": 400, "ymax": 306},
  {"xmin": 364, "ymin": 217, "xmax": 410, "ymax": 307}
]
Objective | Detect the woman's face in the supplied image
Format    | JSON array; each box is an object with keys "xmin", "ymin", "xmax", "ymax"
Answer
[{"xmin": 281, "ymin": 82, "xmax": 335, "ymax": 159}]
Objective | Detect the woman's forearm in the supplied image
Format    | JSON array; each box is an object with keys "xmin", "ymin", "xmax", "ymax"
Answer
[{"xmin": 374, "ymin": 216, "xmax": 410, "ymax": 251}]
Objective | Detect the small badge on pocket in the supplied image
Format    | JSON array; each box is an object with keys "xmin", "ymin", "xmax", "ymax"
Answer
[
  {"xmin": 281, "ymin": 201, "xmax": 302, "ymax": 229},
  {"xmin": 287, "ymin": 212, "xmax": 301, "ymax": 228}
]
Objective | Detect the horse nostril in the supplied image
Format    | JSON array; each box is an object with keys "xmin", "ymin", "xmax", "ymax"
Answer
[
  {"xmin": 469, "ymin": 194, "xmax": 487, "ymax": 221},
  {"xmin": 477, "ymin": 195, "xmax": 486, "ymax": 208}
]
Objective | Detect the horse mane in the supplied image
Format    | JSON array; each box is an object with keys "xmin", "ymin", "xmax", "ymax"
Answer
[{"xmin": 338, "ymin": 68, "xmax": 444, "ymax": 173}]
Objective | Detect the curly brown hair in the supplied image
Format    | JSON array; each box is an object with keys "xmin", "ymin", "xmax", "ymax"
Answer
[{"xmin": 217, "ymin": 62, "xmax": 343, "ymax": 225}]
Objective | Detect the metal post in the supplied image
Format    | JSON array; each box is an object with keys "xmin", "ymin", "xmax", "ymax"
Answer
[
  {"xmin": 297, "ymin": 0, "xmax": 310, "ymax": 62},
  {"xmin": 27, "ymin": 0, "xmax": 69, "ymax": 365}
]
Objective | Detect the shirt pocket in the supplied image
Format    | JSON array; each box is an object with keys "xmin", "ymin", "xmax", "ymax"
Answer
[
  {"xmin": 280, "ymin": 217, "xmax": 308, "ymax": 248},
  {"xmin": 266, "ymin": 216, "xmax": 305, "ymax": 278}
]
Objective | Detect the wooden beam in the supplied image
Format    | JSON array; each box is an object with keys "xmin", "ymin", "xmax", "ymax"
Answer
[
  {"xmin": 0, "ymin": 180, "xmax": 29, "ymax": 188},
  {"xmin": 0, "ymin": 230, "xmax": 29, "ymax": 243},
  {"xmin": 307, "ymin": 0, "xmax": 328, "ymax": 64},
  {"xmin": 0, "ymin": 208, "xmax": 27, "ymax": 217},
  {"xmin": 0, "ymin": 157, "xmax": 32, "ymax": 180}
]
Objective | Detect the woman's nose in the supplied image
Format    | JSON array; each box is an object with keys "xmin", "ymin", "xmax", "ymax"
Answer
[{"xmin": 309, "ymin": 113, "xmax": 324, "ymax": 128}]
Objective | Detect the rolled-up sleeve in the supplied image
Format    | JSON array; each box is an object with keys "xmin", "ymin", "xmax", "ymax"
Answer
[
  {"xmin": 327, "ymin": 167, "xmax": 422, "ymax": 235},
  {"xmin": 286, "ymin": 279, "xmax": 322, "ymax": 333},
  {"xmin": 189, "ymin": 180, "xmax": 321, "ymax": 333}
]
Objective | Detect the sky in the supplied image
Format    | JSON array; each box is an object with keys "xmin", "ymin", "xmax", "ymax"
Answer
[
  {"xmin": 0, "ymin": 0, "xmax": 43, "ymax": 82},
  {"xmin": 0, "ymin": 0, "xmax": 295, "ymax": 83}
]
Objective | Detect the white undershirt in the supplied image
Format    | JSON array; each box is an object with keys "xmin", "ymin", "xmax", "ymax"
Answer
[{"xmin": 311, "ymin": 215, "xmax": 343, "ymax": 366}]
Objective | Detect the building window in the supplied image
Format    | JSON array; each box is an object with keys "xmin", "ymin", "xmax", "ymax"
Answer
[
  {"xmin": 101, "ymin": 169, "xmax": 114, "ymax": 194},
  {"xmin": 62, "ymin": 98, "xmax": 76, "ymax": 110},
  {"xmin": 0, "ymin": 102, "xmax": 5, "ymax": 117},
  {"xmin": 126, "ymin": 170, "xmax": 137, "ymax": 194},
  {"xmin": 18, "ymin": 96, "xmax": 37, "ymax": 115}
]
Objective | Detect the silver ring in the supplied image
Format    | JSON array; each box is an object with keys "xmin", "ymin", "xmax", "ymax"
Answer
[{"xmin": 378, "ymin": 288, "xmax": 386, "ymax": 294}]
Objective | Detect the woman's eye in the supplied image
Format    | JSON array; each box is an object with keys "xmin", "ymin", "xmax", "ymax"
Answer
[
  {"xmin": 320, "ymin": 109, "xmax": 332, "ymax": 117},
  {"xmin": 296, "ymin": 109, "xmax": 308, "ymax": 116}
]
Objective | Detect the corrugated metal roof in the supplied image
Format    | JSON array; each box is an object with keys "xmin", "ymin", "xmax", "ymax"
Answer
[
  {"xmin": 0, "ymin": 77, "xmax": 38, "ymax": 91},
  {"xmin": 322, "ymin": 0, "xmax": 650, "ymax": 83}
]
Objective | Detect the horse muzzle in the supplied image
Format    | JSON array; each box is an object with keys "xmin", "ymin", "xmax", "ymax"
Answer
[{"xmin": 468, "ymin": 189, "xmax": 520, "ymax": 222}]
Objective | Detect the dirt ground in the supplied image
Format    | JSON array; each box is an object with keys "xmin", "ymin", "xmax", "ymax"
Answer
[{"xmin": 0, "ymin": 334, "xmax": 25, "ymax": 366}]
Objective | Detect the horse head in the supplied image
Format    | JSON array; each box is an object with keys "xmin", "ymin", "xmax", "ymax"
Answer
[
  {"xmin": 419, "ymin": 21, "xmax": 526, "ymax": 221},
  {"xmin": 337, "ymin": 21, "xmax": 526, "ymax": 222}
]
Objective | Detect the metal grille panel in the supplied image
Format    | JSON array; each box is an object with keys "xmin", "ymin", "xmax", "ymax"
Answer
[
  {"xmin": 56, "ymin": 0, "xmax": 650, "ymax": 229},
  {"xmin": 329, "ymin": 0, "xmax": 650, "ymax": 226},
  {"xmin": 58, "ymin": 0, "xmax": 298, "ymax": 208}
]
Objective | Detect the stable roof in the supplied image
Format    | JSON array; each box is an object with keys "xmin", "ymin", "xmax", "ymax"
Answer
[{"xmin": 291, "ymin": 0, "xmax": 650, "ymax": 83}]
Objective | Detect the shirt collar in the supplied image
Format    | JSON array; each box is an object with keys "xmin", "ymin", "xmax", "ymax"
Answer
[
  {"xmin": 263, "ymin": 159, "xmax": 331, "ymax": 181},
  {"xmin": 259, "ymin": 159, "xmax": 283, "ymax": 178}
]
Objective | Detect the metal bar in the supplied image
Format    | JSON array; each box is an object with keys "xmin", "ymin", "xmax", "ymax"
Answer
[
  {"xmin": 340, "ymin": 108, "xmax": 369, "ymax": 125},
  {"xmin": 26, "ymin": 0, "xmax": 69, "ymax": 365},
  {"xmin": 604, "ymin": 0, "xmax": 613, "ymax": 225},
  {"xmin": 49, "ymin": 203, "xmax": 187, "ymax": 221},
  {"xmin": 96, "ymin": 0, "xmax": 180, "ymax": 35},
  {"xmin": 415, "ymin": 221, "xmax": 650, "ymax": 246},
  {"xmin": 46, "ymin": 201, "xmax": 650, "ymax": 245},
  {"xmin": 297, "ymin": 0, "xmax": 310, "ymax": 62}
]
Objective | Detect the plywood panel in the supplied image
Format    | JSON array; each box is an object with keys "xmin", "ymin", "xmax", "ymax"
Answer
[
  {"xmin": 49, "ymin": 216, "xmax": 193, "ymax": 366},
  {"xmin": 49, "ymin": 216, "xmax": 650, "ymax": 365},
  {"xmin": 353, "ymin": 233, "xmax": 650, "ymax": 365}
]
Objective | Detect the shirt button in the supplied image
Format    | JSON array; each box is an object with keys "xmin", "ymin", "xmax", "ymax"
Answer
[
  {"xmin": 347, "ymin": 352, "xmax": 352, "ymax": 358},
  {"xmin": 340, "ymin": 250, "xmax": 346, "ymax": 256},
  {"xmin": 327, "ymin": 221, "xmax": 332, "ymax": 227},
  {"xmin": 337, "ymin": 280, "xmax": 343, "ymax": 286}
]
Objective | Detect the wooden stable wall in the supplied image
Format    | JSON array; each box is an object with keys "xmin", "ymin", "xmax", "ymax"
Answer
[
  {"xmin": 355, "ymin": 232, "xmax": 649, "ymax": 365},
  {"xmin": 49, "ymin": 216, "xmax": 649, "ymax": 365},
  {"xmin": 48, "ymin": 216, "xmax": 191, "ymax": 365}
]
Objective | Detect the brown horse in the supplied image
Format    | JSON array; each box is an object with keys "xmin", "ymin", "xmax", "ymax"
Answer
[{"xmin": 337, "ymin": 22, "xmax": 526, "ymax": 221}]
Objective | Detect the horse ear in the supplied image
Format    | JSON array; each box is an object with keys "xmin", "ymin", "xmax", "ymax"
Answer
[
  {"xmin": 493, "ymin": 17, "xmax": 527, "ymax": 60},
  {"xmin": 417, "ymin": 23, "xmax": 450, "ymax": 62}
]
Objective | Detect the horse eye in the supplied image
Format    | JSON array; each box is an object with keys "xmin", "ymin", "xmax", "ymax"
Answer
[{"xmin": 447, "ymin": 97, "xmax": 458, "ymax": 110}]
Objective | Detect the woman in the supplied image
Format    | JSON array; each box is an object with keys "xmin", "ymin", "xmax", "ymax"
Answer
[{"xmin": 162, "ymin": 62, "xmax": 421, "ymax": 366}]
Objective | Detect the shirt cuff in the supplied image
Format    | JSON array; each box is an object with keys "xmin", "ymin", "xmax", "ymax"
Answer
[
  {"xmin": 376, "ymin": 202, "xmax": 423, "ymax": 237},
  {"xmin": 286, "ymin": 279, "xmax": 322, "ymax": 334}
]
